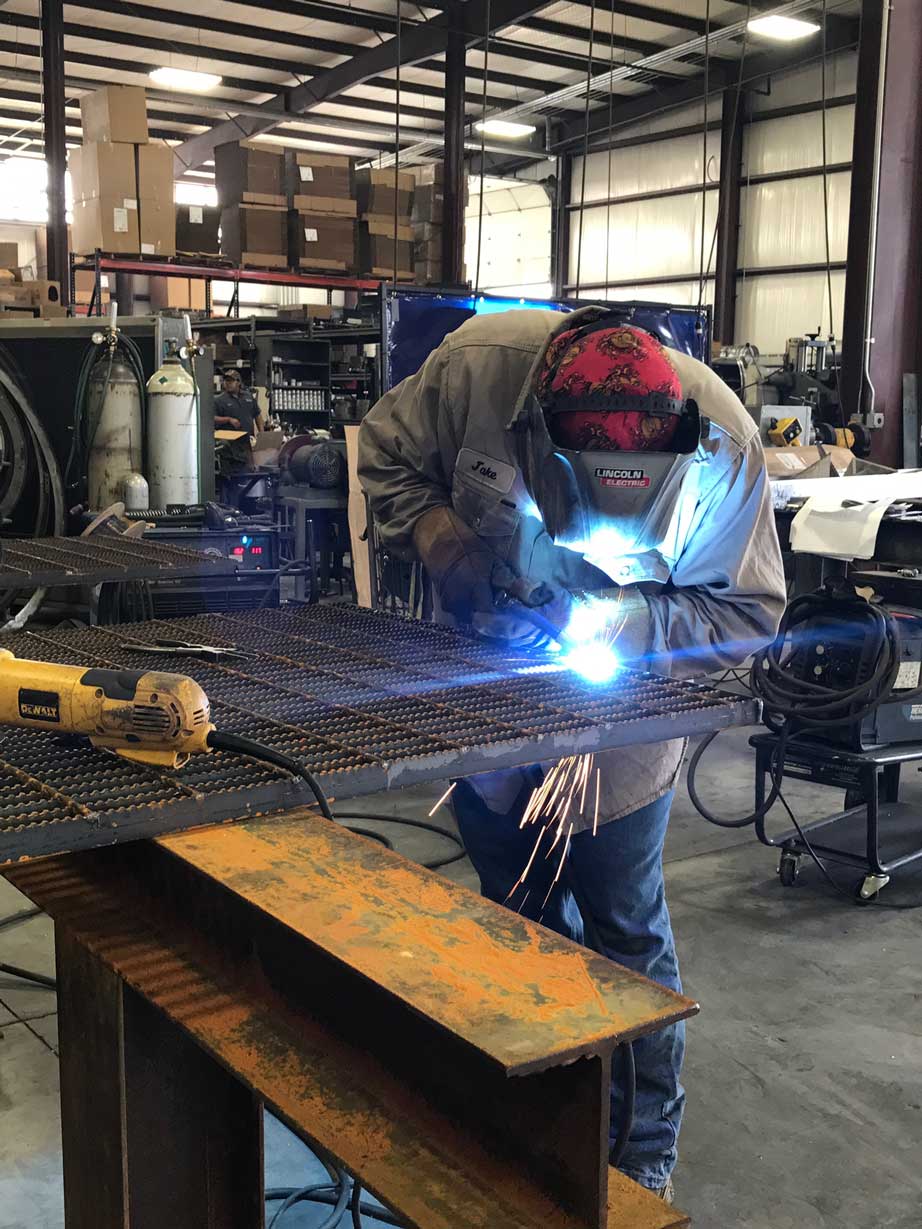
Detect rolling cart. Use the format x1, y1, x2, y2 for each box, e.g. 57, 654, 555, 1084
751, 731, 922, 900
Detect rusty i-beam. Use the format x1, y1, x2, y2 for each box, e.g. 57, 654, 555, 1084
8, 810, 694, 1229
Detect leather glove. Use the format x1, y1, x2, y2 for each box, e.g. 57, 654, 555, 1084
412, 505, 506, 623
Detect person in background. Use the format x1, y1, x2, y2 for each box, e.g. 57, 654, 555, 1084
214, 368, 263, 435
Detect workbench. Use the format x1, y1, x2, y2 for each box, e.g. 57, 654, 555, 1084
8, 810, 694, 1229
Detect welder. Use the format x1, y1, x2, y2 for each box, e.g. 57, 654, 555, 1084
358, 307, 785, 1202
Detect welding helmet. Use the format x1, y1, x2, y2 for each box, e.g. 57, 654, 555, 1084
535, 321, 705, 579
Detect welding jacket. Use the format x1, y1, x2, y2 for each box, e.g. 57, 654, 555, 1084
358, 307, 785, 828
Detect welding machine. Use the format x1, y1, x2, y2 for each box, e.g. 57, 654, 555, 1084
784, 589, 922, 749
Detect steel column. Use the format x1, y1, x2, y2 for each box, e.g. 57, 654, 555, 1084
40, 0, 68, 303
553, 152, 572, 298
839, 0, 888, 428
442, 30, 467, 284
860, 0, 922, 466
713, 85, 744, 345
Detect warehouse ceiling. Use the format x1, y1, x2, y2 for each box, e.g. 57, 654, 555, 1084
0, 0, 860, 183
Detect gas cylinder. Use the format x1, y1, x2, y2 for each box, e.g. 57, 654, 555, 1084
86, 357, 143, 509
122, 471, 149, 511
146, 355, 199, 506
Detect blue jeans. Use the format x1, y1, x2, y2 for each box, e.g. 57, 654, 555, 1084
452, 778, 685, 1191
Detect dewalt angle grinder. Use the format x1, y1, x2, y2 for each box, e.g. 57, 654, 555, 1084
0, 649, 214, 768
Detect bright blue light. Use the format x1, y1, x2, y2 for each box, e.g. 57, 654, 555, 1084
562, 641, 620, 684
242, 535, 250, 545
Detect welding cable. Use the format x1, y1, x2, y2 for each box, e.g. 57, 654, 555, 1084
350, 1179, 364, 1229
265, 1185, 402, 1228
266, 1175, 349, 1229
688, 589, 906, 828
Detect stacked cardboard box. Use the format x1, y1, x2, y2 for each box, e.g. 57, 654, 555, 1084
70, 86, 175, 257
285, 151, 356, 274
355, 168, 415, 279
216, 141, 288, 267
149, 277, 207, 311
411, 163, 466, 285
175, 204, 221, 256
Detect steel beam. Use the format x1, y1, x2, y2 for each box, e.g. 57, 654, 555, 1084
172, 0, 556, 172
552, 152, 572, 298
840, 0, 888, 430
7, 817, 697, 1229
443, 30, 467, 285
714, 85, 744, 345
41, 0, 68, 303
552, 15, 860, 150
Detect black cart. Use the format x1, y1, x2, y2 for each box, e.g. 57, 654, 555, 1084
751, 732, 922, 900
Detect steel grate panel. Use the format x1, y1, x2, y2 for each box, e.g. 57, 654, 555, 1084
0, 606, 760, 863
0, 534, 237, 588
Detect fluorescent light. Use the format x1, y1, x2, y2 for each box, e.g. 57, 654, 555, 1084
474, 118, 536, 139
747, 14, 821, 40
149, 67, 222, 92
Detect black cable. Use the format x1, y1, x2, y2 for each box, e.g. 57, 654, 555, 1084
335, 813, 466, 870
574, 0, 597, 300
351, 1179, 364, 1229
474, 0, 491, 293
206, 730, 335, 821
257, 558, 313, 609
266, 1186, 402, 1227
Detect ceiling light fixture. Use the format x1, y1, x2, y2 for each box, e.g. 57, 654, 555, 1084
149, 67, 223, 92
747, 14, 821, 40
474, 118, 537, 139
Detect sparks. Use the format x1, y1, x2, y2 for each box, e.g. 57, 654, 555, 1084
428, 782, 456, 817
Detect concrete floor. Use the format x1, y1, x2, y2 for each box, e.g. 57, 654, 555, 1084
2, 723, 922, 1228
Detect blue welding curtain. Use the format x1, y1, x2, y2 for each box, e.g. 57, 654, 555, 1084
382, 289, 712, 392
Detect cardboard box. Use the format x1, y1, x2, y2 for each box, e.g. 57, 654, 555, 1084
292, 194, 357, 217
220, 204, 288, 266
73, 269, 110, 305
277, 303, 334, 321
149, 276, 206, 311
17, 280, 62, 307
137, 143, 173, 206
412, 184, 445, 223
285, 150, 352, 202
355, 168, 414, 220
0, 242, 18, 268
359, 216, 413, 279
214, 141, 286, 207
0, 286, 36, 307
69, 141, 136, 204
414, 163, 445, 187
41, 304, 69, 319
138, 198, 176, 257
80, 85, 148, 145
290, 210, 356, 271
175, 203, 221, 254
1, 307, 38, 318
765, 445, 857, 482
72, 196, 140, 254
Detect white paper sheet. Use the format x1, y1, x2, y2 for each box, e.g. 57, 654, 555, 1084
789, 495, 897, 560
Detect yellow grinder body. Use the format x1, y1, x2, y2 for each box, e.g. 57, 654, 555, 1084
0, 649, 214, 767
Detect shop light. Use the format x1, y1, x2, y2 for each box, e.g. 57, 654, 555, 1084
747, 14, 821, 40
150, 67, 222, 92
474, 119, 537, 139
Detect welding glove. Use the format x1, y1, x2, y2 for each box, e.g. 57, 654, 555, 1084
413, 506, 572, 647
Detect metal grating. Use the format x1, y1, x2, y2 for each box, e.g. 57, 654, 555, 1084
0, 605, 759, 863
0, 535, 238, 588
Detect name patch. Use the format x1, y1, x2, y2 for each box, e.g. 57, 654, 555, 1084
457, 448, 516, 494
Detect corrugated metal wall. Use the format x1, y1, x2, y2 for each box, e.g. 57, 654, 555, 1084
466, 173, 553, 298
567, 51, 856, 353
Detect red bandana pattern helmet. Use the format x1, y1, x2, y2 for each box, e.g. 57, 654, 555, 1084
537, 324, 684, 452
